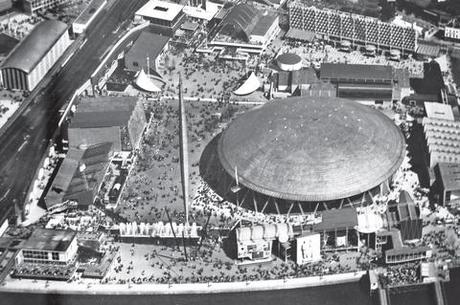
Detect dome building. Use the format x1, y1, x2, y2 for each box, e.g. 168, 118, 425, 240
213, 96, 405, 214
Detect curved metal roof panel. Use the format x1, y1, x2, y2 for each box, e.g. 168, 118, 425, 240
218, 96, 405, 202
220, 3, 258, 38
1, 20, 68, 74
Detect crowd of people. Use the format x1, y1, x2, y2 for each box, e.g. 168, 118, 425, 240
281, 40, 424, 78
191, 180, 321, 227
0, 13, 43, 40
102, 241, 357, 286
13, 263, 76, 281
379, 262, 420, 287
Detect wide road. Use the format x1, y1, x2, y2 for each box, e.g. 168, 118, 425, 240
0, 0, 148, 223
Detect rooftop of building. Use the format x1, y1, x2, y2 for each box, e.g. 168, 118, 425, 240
251, 13, 277, 36
69, 96, 139, 129
182, 1, 221, 21
217, 96, 406, 202
395, 191, 420, 221
21, 228, 77, 252
437, 162, 460, 192
218, 3, 277, 41
125, 30, 170, 65
320, 63, 394, 82
136, 0, 184, 21
45, 142, 113, 208
1, 20, 68, 73
424, 102, 454, 121
0, 33, 18, 56
313, 208, 358, 232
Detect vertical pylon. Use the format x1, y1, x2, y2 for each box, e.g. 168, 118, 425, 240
178, 74, 189, 224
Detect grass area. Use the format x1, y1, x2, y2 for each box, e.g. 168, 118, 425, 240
116, 99, 252, 224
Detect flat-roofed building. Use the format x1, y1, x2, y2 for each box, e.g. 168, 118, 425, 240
434, 163, 460, 205
72, 0, 108, 35
44, 142, 113, 210
68, 96, 147, 152
23, 0, 71, 14
0, 20, 70, 91
124, 31, 170, 73
135, 0, 185, 30
320, 63, 394, 101
272, 68, 318, 95
424, 102, 454, 121
16, 229, 78, 265
377, 229, 431, 264
386, 191, 423, 241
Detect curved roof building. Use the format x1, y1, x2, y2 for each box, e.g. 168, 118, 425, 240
1, 19, 70, 91
218, 3, 258, 41
2, 20, 68, 74
214, 97, 405, 214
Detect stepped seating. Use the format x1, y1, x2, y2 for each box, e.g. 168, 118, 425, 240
288, 5, 416, 51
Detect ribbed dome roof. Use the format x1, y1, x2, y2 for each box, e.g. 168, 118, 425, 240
217, 97, 405, 202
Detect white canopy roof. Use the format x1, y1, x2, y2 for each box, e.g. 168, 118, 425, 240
233, 72, 260, 96
435, 55, 449, 73
135, 69, 161, 92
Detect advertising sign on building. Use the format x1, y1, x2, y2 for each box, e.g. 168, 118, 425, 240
296, 233, 321, 265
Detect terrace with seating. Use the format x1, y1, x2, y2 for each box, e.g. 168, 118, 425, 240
287, 5, 417, 53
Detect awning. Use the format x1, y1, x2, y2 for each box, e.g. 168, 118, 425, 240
135, 69, 161, 92
285, 28, 315, 42
233, 72, 260, 96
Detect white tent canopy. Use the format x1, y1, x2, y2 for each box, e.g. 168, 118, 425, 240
135, 69, 161, 92
233, 72, 260, 96
435, 55, 448, 73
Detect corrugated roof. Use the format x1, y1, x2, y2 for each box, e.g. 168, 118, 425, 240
45, 142, 113, 208
1, 20, 68, 73
218, 96, 406, 202
219, 3, 258, 39
320, 63, 394, 82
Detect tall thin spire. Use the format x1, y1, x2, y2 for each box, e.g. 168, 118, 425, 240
178, 74, 189, 224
